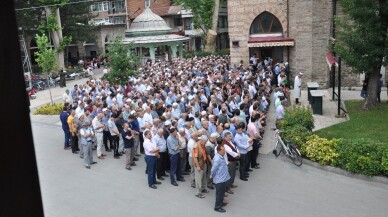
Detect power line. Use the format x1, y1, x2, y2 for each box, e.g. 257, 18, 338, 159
15, 0, 97, 11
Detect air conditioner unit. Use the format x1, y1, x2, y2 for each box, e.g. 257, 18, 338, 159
177, 27, 182, 31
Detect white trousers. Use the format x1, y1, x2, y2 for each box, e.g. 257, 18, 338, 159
95, 132, 104, 157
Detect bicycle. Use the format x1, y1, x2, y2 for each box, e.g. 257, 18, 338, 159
272, 128, 303, 166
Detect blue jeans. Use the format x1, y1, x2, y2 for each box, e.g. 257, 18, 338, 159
145, 155, 157, 186
169, 153, 181, 183
360, 90, 367, 99
63, 128, 70, 148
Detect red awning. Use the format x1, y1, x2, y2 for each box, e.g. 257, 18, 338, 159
326, 52, 338, 68
248, 36, 294, 47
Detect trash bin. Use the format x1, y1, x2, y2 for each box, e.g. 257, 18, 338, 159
310, 90, 324, 115
307, 82, 319, 104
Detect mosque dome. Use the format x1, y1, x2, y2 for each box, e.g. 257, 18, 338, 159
126, 7, 171, 36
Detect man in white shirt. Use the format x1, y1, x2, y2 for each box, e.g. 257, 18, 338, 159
187, 132, 198, 188
143, 106, 153, 125
63, 89, 71, 104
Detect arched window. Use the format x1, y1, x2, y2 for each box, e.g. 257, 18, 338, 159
250, 12, 283, 34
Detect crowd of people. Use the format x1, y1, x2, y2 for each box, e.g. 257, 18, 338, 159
59, 55, 292, 212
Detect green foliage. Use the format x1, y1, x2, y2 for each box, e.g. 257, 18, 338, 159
303, 135, 340, 165
35, 34, 60, 75
335, 139, 388, 177
278, 105, 314, 131
334, 0, 388, 72
57, 36, 72, 52
101, 37, 139, 85
315, 100, 388, 144
214, 49, 230, 56
38, 14, 62, 33
282, 125, 311, 149
33, 103, 63, 115
176, 0, 214, 31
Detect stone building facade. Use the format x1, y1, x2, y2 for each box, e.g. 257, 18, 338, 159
228, 0, 363, 87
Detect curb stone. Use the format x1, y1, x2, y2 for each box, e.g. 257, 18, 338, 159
302, 157, 388, 185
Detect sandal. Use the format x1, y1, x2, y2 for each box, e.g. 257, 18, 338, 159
195, 194, 205, 198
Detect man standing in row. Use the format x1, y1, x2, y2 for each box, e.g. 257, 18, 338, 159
211, 145, 230, 213
192, 135, 209, 199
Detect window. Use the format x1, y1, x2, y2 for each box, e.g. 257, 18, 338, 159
102, 1, 109, 11
250, 12, 283, 34
174, 17, 182, 27
185, 18, 193, 30
218, 16, 228, 28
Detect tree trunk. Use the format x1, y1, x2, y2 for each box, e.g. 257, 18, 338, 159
44, 7, 65, 70
204, 0, 220, 53
363, 68, 380, 109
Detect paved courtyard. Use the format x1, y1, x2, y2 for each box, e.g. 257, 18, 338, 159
30, 71, 388, 217
31, 115, 388, 217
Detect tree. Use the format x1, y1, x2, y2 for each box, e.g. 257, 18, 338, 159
176, 0, 220, 52
35, 33, 60, 104
101, 37, 140, 85
334, 0, 388, 109
15, 0, 96, 68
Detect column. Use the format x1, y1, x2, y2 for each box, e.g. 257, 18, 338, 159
178, 43, 183, 59
170, 44, 177, 60
149, 46, 155, 63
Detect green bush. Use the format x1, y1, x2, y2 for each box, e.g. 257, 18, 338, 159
282, 125, 311, 148
303, 135, 340, 165
214, 49, 230, 56
279, 105, 314, 131
33, 103, 63, 115
335, 139, 388, 176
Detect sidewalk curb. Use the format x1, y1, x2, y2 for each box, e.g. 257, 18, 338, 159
302, 158, 388, 185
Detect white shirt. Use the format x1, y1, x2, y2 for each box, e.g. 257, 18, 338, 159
63, 92, 71, 103
143, 138, 157, 156
187, 138, 196, 157
276, 105, 285, 120
143, 112, 153, 125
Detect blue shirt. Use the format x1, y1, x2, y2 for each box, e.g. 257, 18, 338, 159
130, 118, 140, 132
167, 135, 180, 155
211, 153, 230, 184
229, 124, 236, 137
153, 134, 167, 152
234, 132, 250, 154
60, 112, 69, 130
209, 122, 217, 134
121, 130, 134, 148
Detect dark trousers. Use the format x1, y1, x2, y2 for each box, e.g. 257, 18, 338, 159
377, 91, 381, 103
139, 132, 144, 153
169, 153, 181, 183
70, 133, 79, 152
239, 154, 247, 178
226, 161, 236, 189
111, 135, 119, 156
145, 155, 157, 186
157, 151, 168, 178
245, 151, 251, 172
63, 128, 70, 148
103, 131, 112, 150
251, 139, 259, 167
215, 181, 228, 209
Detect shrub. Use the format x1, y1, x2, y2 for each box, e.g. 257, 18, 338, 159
335, 139, 388, 176
214, 49, 230, 56
282, 125, 311, 149
303, 135, 340, 165
33, 103, 63, 115
278, 105, 314, 131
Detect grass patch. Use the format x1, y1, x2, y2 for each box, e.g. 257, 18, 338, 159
315, 100, 388, 144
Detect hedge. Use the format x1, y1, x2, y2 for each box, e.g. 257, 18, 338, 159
33, 103, 63, 115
